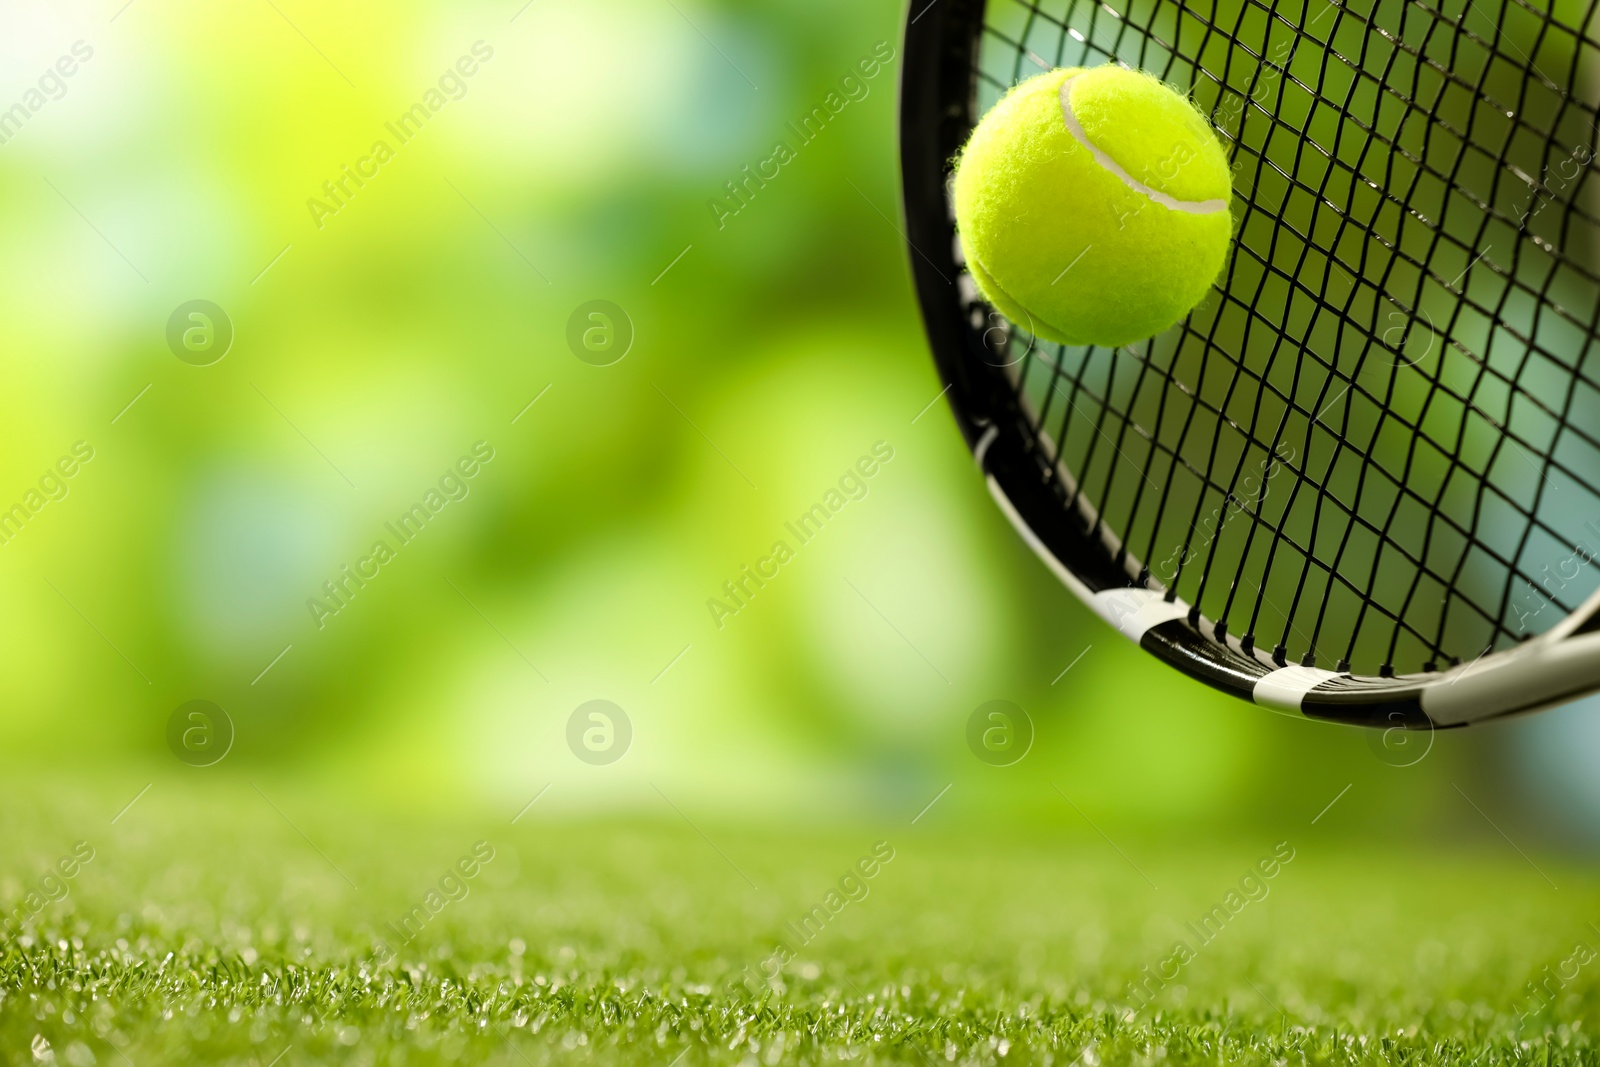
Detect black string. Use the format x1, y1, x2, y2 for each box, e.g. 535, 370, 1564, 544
969, 0, 1600, 673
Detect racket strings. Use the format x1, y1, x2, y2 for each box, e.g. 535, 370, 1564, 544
974, 0, 1600, 674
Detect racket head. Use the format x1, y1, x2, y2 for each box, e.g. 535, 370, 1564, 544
899, 0, 1600, 726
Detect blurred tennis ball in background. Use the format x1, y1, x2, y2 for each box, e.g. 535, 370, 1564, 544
954, 64, 1234, 348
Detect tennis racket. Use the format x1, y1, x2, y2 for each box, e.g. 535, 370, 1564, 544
900, 0, 1600, 726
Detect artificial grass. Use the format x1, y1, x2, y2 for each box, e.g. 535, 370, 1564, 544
1, 778, 1596, 1065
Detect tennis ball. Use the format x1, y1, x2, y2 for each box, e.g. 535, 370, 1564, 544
954, 65, 1233, 348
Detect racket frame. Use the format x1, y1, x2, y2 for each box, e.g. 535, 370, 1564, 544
897, 0, 1600, 727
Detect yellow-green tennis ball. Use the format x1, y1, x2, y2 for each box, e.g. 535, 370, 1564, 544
954, 65, 1233, 348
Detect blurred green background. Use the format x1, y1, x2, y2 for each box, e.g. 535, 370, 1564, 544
0, 0, 1595, 848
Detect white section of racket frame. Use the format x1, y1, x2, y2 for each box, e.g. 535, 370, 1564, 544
982, 450, 1600, 726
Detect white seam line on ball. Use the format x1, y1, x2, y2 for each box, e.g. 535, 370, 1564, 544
1057, 76, 1228, 215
